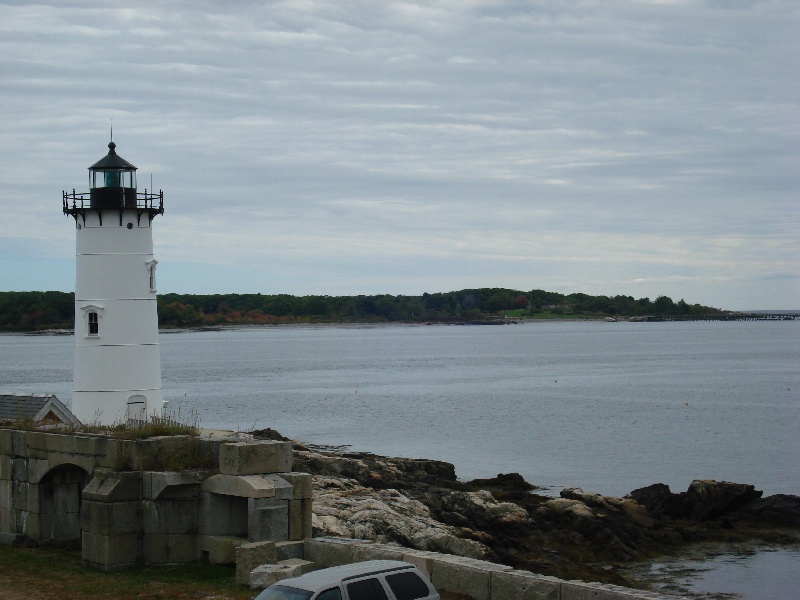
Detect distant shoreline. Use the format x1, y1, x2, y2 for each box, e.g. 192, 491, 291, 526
5, 313, 799, 337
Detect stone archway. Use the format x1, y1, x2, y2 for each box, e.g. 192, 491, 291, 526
38, 464, 91, 543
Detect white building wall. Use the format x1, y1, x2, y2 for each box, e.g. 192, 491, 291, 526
72, 209, 162, 425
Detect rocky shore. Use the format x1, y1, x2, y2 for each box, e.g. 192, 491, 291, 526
253, 429, 800, 588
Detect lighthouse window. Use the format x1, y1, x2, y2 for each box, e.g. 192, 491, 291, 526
93, 170, 135, 188
146, 260, 158, 292
88, 312, 99, 336
104, 170, 121, 187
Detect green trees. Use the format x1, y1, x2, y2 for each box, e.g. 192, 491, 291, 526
0, 291, 74, 331
0, 288, 725, 331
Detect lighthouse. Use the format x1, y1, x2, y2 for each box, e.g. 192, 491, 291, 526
63, 140, 164, 425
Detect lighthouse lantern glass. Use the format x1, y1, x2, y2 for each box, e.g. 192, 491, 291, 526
91, 169, 136, 189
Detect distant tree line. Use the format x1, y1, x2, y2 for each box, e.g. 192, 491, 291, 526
0, 289, 723, 331
0, 291, 75, 332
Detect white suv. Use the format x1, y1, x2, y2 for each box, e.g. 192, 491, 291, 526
255, 560, 440, 600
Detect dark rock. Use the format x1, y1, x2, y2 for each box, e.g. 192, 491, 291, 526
292, 447, 467, 491
627, 483, 678, 515
466, 472, 537, 502
252, 429, 799, 587
742, 494, 800, 526
686, 480, 762, 520
628, 480, 763, 521
468, 472, 535, 492
251, 428, 290, 441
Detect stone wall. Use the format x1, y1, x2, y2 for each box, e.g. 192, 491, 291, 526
3, 428, 686, 598
300, 537, 686, 600
0, 428, 312, 570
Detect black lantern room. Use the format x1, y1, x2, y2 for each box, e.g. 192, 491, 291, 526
88, 141, 138, 208
63, 141, 163, 223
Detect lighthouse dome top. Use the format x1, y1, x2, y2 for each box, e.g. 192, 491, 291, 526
89, 141, 137, 171
63, 139, 163, 217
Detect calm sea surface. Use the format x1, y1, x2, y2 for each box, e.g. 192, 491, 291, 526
1, 320, 798, 598
1, 320, 798, 496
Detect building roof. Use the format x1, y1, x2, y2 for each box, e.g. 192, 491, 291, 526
0, 393, 81, 425
89, 141, 137, 171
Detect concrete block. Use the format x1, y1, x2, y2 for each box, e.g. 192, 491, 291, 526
143, 532, 200, 564
143, 470, 204, 500
276, 472, 313, 499
199, 534, 247, 564
83, 472, 141, 503
251, 496, 278, 509
402, 549, 441, 578
81, 500, 106, 533
276, 540, 305, 561
11, 481, 29, 511
236, 541, 278, 585
25, 482, 41, 513
12, 459, 27, 482
280, 557, 316, 575
27, 458, 51, 484
0, 455, 11, 481
219, 441, 292, 476
45, 433, 77, 455
142, 498, 198, 534
288, 499, 302, 541
430, 555, 514, 600
81, 500, 141, 535
106, 533, 143, 568
82, 530, 95, 562
201, 473, 277, 498
85, 532, 142, 570
249, 563, 302, 589
491, 570, 562, 600
0, 429, 12, 456
248, 501, 289, 542
0, 480, 10, 509
138, 436, 196, 470
25, 431, 49, 451
304, 537, 366, 567
198, 492, 248, 536
11, 431, 27, 456
73, 435, 100, 456
14, 507, 27, 535
23, 511, 41, 539
288, 498, 313, 541
560, 581, 654, 600
25, 447, 48, 461
261, 474, 295, 501
95, 439, 138, 470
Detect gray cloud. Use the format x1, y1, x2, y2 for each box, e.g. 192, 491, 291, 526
0, 0, 797, 309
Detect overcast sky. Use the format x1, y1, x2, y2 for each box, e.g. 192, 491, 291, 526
1, 1, 797, 310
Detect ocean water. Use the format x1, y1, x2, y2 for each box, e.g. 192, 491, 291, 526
2, 320, 798, 496
1, 320, 798, 598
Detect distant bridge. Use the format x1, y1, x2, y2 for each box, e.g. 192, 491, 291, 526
642, 313, 798, 322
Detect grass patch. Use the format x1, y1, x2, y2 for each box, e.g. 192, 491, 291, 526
2, 410, 200, 440
0, 544, 253, 600
96, 414, 199, 439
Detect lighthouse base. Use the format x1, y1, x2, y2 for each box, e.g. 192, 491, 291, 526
72, 389, 164, 426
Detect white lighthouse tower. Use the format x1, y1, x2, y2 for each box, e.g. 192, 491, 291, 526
63, 140, 164, 425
